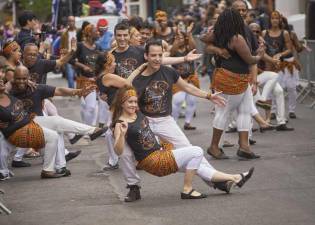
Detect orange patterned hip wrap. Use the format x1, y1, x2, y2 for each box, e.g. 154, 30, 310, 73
278, 60, 301, 75
76, 76, 98, 97
8, 121, 45, 150
173, 73, 200, 94
136, 149, 178, 177
212, 68, 249, 95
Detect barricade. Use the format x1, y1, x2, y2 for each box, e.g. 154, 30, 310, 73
297, 40, 315, 108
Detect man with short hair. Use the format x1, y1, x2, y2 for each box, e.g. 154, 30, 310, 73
15, 11, 38, 50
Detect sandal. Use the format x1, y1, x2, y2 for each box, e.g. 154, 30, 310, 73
24, 149, 40, 158
181, 189, 207, 199
236, 167, 255, 188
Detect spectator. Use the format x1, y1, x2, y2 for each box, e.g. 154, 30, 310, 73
96, 19, 113, 51
15, 11, 38, 50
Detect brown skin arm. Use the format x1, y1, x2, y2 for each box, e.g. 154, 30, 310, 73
102, 73, 129, 88
230, 35, 261, 65
291, 31, 304, 53
54, 87, 81, 96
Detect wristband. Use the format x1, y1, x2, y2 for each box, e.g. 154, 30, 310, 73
206, 92, 212, 100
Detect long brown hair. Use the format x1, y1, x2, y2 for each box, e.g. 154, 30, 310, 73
110, 85, 137, 127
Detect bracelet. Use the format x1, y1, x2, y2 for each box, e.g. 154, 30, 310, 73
206, 92, 212, 100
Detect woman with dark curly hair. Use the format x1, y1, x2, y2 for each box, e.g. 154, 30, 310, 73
208, 8, 264, 160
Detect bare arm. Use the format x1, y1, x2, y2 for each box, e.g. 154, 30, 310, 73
126, 63, 147, 84
103, 74, 129, 88
231, 35, 261, 65
162, 49, 202, 65
176, 77, 226, 107
113, 122, 128, 156
54, 87, 81, 96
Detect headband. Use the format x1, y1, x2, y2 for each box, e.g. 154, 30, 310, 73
122, 89, 137, 103
3, 41, 20, 55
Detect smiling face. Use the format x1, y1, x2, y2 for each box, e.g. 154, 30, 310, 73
13, 67, 29, 91
145, 45, 163, 71
122, 95, 138, 115
270, 12, 281, 28
23, 45, 38, 67
115, 29, 130, 50
233, 1, 247, 20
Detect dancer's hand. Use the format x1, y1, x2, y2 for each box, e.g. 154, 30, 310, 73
217, 48, 230, 59
100, 93, 108, 102
185, 49, 202, 61
116, 121, 128, 135
27, 80, 37, 92
208, 92, 226, 107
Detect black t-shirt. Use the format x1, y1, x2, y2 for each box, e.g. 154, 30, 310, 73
11, 84, 56, 116
72, 42, 101, 78
172, 51, 194, 79
28, 58, 57, 84
96, 74, 118, 106
132, 65, 180, 117
126, 112, 161, 161
112, 46, 145, 79
0, 94, 31, 138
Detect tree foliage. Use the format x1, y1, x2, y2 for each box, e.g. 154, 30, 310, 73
18, 0, 52, 21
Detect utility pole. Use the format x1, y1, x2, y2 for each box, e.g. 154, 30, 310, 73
12, 0, 17, 26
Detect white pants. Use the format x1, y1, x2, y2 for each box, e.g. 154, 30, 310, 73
278, 58, 299, 113
256, 71, 279, 101
213, 86, 252, 132
146, 116, 191, 148
41, 127, 59, 171
172, 91, 197, 124
173, 146, 217, 182
119, 115, 191, 186
98, 99, 110, 125
0, 133, 13, 176
80, 91, 98, 126
33, 116, 95, 135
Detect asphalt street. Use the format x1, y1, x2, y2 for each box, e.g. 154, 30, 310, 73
1, 75, 315, 225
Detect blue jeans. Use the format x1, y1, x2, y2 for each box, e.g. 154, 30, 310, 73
66, 63, 75, 88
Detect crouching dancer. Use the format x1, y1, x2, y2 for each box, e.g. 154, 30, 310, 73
112, 86, 254, 200
0, 75, 107, 178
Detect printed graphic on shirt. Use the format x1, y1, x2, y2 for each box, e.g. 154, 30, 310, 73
116, 58, 138, 78
137, 117, 156, 150
143, 80, 169, 114
12, 100, 27, 123
20, 98, 34, 113
85, 53, 98, 70
29, 72, 40, 83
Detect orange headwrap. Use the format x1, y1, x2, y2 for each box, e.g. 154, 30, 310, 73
155, 10, 168, 22
3, 41, 20, 56
122, 89, 137, 103
105, 52, 115, 69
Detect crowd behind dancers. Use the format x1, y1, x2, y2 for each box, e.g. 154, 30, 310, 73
0, 0, 310, 203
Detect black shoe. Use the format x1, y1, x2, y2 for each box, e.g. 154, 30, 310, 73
181, 189, 207, 199
260, 126, 275, 133
270, 113, 276, 120
65, 150, 82, 162
222, 141, 234, 148
103, 163, 119, 171
237, 149, 260, 159
289, 112, 297, 119
56, 167, 71, 177
12, 160, 31, 168
0, 173, 10, 181
252, 128, 258, 133
124, 185, 141, 202
249, 139, 256, 145
213, 181, 234, 194
236, 167, 255, 188
276, 124, 294, 131
225, 127, 237, 133
41, 171, 65, 179
256, 100, 272, 110
69, 135, 83, 145
90, 127, 108, 141
207, 147, 229, 159
184, 123, 196, 130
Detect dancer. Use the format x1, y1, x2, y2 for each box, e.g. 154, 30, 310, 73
206, 8, 264, 159
262, 11, 298, 119
112, 86, 254, 200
